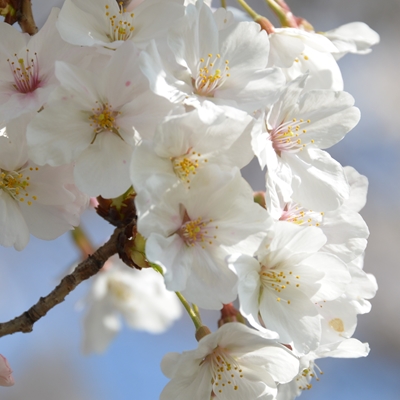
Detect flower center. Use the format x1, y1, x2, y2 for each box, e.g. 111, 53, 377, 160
259, 265, 301, 305
0, 166, 39, 206
104, 3, 135, 42
268, 117, 313, 156
205, 346, 243, 395
296, 361, 323, 391
89, 102, 122, 144
107, 278, 133, 303
279, 202, 324, 227
8, 49, 41, 93
171, 149, 208, 185
193, 53, 230, 97
178, 210, 217, 248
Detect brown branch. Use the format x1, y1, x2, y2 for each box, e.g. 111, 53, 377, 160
0, 226, 124, 338
17, 0, 38, 35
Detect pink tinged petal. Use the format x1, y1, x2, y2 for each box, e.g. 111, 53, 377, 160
0, 354, 14, 387
54, 61, 99, 104
74, 132, 133, 198
103, 41, 143, 107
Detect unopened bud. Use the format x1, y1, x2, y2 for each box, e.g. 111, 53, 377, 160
218, 303, 246, 328
254, 191, 266, 209
0, 0, 17, 25
118, 225, 150, 270
96, 187, 136, 227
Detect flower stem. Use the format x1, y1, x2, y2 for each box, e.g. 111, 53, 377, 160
236, 0, 258, 19
71, 225, 94, 260
175, 292, 203, 330
221, 0, 227, 8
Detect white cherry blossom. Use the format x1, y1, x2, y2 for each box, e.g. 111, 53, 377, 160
253, 74, 360, 211
161, 322, 299, 400
231, 222, 351, 354
140, 0, 284, 112
82, 259, 182, 354
27, 41, 174, 198
130, 103, 254, 193
268, 27, 343, 91
57, 0, 185, 51
137, 166, 270, 309
277, 338, 369, 400
266, 166, 369, 263
0, 116, 88, 251
0, 8, 88, 122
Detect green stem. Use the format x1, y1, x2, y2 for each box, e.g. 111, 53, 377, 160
151, 263, 203, 330
192, 303, 202, 323
236, 0, 259, 20
265, 0, 288, 26
175, 292, 203, 330
221, 0, 227, 8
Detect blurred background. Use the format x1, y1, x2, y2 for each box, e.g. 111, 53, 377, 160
0, 0, 399, 399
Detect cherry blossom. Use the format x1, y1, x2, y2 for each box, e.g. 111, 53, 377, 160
138, 166, 270, 309
252, 74, 360, 211
82, 258, 182, 354
0, 8, 89, 122
27, 41, 174, 198
0, 354, 14, 387
231, 222, 351, 354
0, 116, 88, 250
57, 0, 185, 51
140, 0, 284, 111
161, 323, 299, 400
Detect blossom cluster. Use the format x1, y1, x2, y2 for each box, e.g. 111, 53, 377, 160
0, 0, 379, 397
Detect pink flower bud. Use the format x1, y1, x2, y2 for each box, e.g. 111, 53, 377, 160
0, 354, 14, 387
